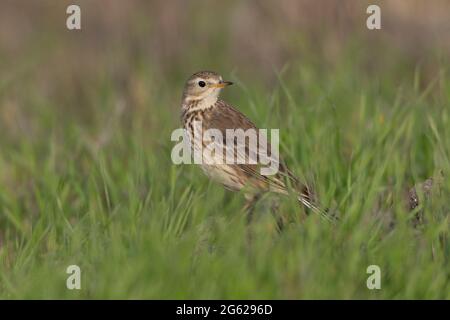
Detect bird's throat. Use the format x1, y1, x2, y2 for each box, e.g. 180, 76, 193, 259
184, 95, 218, 112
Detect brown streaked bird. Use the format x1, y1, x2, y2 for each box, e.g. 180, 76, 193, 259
180, 70, 331, 222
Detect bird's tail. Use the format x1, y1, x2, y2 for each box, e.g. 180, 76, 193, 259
298, 193, 338, 223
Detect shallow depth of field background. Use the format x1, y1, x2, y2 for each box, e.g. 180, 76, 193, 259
0, 0, 449, 298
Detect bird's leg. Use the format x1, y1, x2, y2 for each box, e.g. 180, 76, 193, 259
243, 193, 261, 226
243, 193, 261, 252
270, 198, 285, 233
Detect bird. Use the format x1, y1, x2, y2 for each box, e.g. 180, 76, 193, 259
180, 70, 332, 224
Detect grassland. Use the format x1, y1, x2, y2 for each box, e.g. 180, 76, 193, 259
0, 1, 449, 299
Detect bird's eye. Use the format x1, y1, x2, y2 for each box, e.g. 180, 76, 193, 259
198, 81, 206, 87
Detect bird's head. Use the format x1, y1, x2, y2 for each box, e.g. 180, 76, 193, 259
182, 71, 233, 103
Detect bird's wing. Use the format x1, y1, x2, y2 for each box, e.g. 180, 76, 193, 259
203, 100, 298, 193
204, 100, 333, 222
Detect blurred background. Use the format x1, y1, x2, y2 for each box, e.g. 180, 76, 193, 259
0, 1, 449, 298
1, 0, 449, 144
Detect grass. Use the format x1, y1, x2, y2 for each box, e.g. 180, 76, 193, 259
0, 42, 449, 299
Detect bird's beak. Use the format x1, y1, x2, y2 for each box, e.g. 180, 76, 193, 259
210, 81, 233, 88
